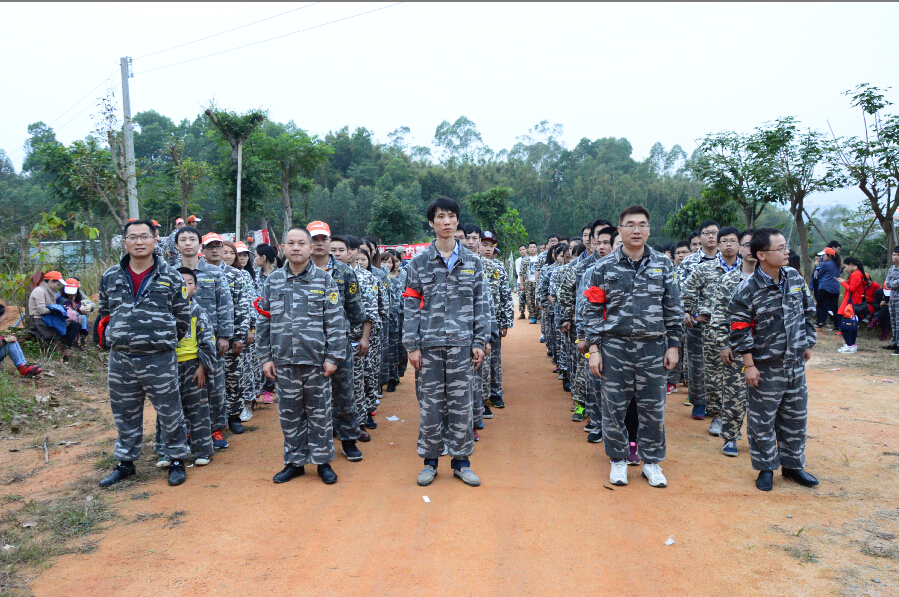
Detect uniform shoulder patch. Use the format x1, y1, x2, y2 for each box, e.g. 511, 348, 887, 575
222, 279, 229, 288
493, 270, 500, 279
182, 286, 188, 299
328, 291, 339, 305
349, 282, 358, 294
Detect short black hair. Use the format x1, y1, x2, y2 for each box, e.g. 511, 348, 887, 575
344, 235, 361, 250
527, 240, 538, 247
581, 224, 592, 235
596, 226, 617, 239
463, 223, 482, 236
174, 226, 201, 244
618, 205, 650, 224
547, 234, 560, 242
427, 196, 460, 222
572, 244, 586, 258
518, 244, 527, 249
827, 240, 841, 249
892, 246, 899, 254
177, 267, 197, 284
330, 235, 349, 250
123, 219, 157, 237
698, 219, 720, 233
749, 227, 783, 260
717, 226, 740, 241
675, 240, 690, 250
285, 226, 312, 241
591, 219, 612, 239
739, 229, 754, 243
688, 230, 701, 243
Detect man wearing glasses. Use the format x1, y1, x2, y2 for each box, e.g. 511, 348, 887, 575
727, 228, 818, 492
677, 220, 721, 421
583, 206, 683, 488
681, 226, 742, 438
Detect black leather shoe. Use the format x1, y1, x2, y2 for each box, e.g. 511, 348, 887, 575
365, 415, 377, 429
318, 464, 338, 484
228, 417, 245, 434
756, 470, 773, 491
386, 381, 397, 393
273, 464, 305, 483
782, 468, 819, 487
341, 440, 363, 462
168, 460, 186, 486
99, 461, 136, 488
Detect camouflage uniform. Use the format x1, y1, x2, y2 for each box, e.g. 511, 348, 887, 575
728, 267, 816, 471
550, 263, 569, 375
561, 251, 598, 412
524, 255, 541, 320
353, 265, 381, 424
583, 246, 683, 464
682, 255, 741, 418
370, 266, 390, 397
165, 232, 181, 267
385, 269, 406, 383
474, 271, 499, 427
220, 263, 251, 425
256, 261, 346, 466
678, 251, 718, 408
403, 241, 489, 467
192, 259, 235, 432
709, 267, 752, 442
322, 256, 364, 441
482, 257, 513, 402
100, 254, 191, 462
235, 269, 259, 406
885, 265, 899, 345
538, 262, 558, 361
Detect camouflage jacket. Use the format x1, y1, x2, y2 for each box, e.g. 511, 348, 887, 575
185, 300, 217, 373
482, 257, 514, 330
192, 258, 235, 340
582, 246, 683, 348
728, 266, 816, 364
708, 267, 752, 350
683, 256, 742, 317
387, 269, 406, 324
256, 261, 347, 366
537, 263, 557, 309
236, 268, 256, 328
884, 265, 899, 291
676, 250, 718, 291
99, 254, 190, 354
370, 266, 391, 326
322, 256, 365, 337
354, 266, 381, 332
533, 250, 549, 284
165, 232, 181, 267
402, 240, 490, 352
481, 269, 499, 345
560, 251, 597, 336
219, 263, 251, 340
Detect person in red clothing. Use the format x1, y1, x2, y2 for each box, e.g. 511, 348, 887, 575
837, 257, 871, 329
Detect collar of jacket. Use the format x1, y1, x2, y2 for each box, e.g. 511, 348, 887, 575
754, 265, 787, 288
119, 252, 161, 276
612, 244, 652, 263
425, 240, 465, 268
282, 260, 315, 280
194, 257, 221, 272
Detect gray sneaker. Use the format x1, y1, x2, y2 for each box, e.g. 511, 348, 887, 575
708, 417, 723, 437
417, 465, 437, 486
453, 467, 481, 487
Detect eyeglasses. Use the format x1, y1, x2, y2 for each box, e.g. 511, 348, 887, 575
719, 239, 739, 245
125, 234, 153, 242
620, 224, 650, 231
700, 231, 718, 237
739, 242, 751, 248
760, 246, 789, 253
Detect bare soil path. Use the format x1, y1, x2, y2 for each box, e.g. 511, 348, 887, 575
6, 322, 899, 596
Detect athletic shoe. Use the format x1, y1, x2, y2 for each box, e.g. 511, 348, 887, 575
453, 467, 481, 487
194, 456, 211, 466
240, 404, 253, 422
483, 405, 494, 419
168, 460, 186, 486
341, 440, 363, 462
489, 398, 505, 409
473, 430, 480, 442
211, 430, 229, 449
155, 458, 171, 469
667, 383, 678, 393
721, 441, 738, 457
708, 417, 723, 436
557, 373, 564, 380
609, 460, 628, 486
846, 344, 857, 354
260, 391, 275, 404
386, 381, 396, 392
584, 421, 598, 433
641, 463, 667, 488
883, 344, 898, 350
553, 367, 559, 373
562, 380, 572, 393
17, 364, 42, 378
587, 429, 603, 443
417, 465, 437, 486
691, 404, 706, 420
530, 318, 537, 324
683, 398, 692, 406
627, 442, 640, 466
540, 335, 546, 343
834, 330, 843, 336
365, 415, 377, 429
892, 348, 899, 356
474, 420, 484, 430
571, 405, 585, 422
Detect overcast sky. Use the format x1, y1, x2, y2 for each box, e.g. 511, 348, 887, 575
3, 2, 897, 209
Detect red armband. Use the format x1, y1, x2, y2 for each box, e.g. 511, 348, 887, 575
253, 297, 271, 319
583, 286, 606, 304
97, 315, 110, 345
402, 287, 424, 310
730, 321, 755, 331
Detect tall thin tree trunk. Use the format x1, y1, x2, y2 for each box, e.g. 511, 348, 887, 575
280, 167, 292, 236
793, 206, 812, 283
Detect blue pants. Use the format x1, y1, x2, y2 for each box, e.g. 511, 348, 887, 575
0, 342, 26, 367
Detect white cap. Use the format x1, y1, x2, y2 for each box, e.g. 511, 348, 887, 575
63, 286, 77, 294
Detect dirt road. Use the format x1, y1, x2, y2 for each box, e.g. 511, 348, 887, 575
13, 321, 899, 596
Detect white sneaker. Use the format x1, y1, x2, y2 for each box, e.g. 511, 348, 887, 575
609, 460, 628, 486
155, 458, 170, 468
240, 404, 253, 422
847, 344, 857, 353
194, 456, 211, 466
642, 463, 668, 488
837, 345, 849, 353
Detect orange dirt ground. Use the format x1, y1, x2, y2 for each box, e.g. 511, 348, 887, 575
3, 318, 899, 596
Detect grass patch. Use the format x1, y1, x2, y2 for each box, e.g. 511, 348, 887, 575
44, 496, 111, 538
0, 374, 32, 424
781, 544, 819, 564
165, 510, 187, 528
129, 492, 152, 501
130, 512, 163, 524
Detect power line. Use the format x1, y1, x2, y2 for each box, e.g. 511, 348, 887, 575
135, 3, 321, 60
134, 2, 404, 75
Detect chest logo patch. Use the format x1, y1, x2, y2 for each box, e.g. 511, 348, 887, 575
493, 270, 500, 279
349, 283, 358, 294
328, 292, 339, 305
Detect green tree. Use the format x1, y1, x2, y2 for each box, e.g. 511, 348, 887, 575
663, 189, 741, 240
366, 185, 424, 243
468, 186, 513, 231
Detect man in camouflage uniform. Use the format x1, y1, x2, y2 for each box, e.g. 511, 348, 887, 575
677, 220, 720, 419
480, 232, 514, 408
309, 224, 366, 461
583, 206, 683, 488
728, 227, 818, 492
201, 234, 252, 437
524, 241, 541, 323
257, 226, 346, 485
165, 217, 185, 266
98, 220, 191, 488
516, 245, 527, 319
405, 198, 489, 488
682, 226, 742, 437
175, 227, 234, 450
349, 239, 381, 433
361, 242, 390, 419
709, 229, 755, 457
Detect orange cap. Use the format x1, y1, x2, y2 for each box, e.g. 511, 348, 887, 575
202, 233, 224, 246
306, 221, 331, 237
43, 271, 63, 281
823, 247, 836, 256
187, 215, 201, 223
234, 242, 250, 253
175, 217, 185, 225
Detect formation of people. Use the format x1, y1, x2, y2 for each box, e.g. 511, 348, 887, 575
14, 200, 898, 493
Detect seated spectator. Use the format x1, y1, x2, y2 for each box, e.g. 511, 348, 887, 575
0, 303, 43, 377
57, 277, 95, 350
870, 286, 891, 342
27, 270, 79, 360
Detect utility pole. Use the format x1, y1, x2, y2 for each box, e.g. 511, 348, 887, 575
120, 57, 139, 219
235, 142, 243, 240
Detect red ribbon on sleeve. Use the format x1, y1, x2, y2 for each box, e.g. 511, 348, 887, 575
402, 287, 424, 310
253, 297, 271, 319
583, 286, 606, 304
97, 315, 110, 345
730, 321, 755, 331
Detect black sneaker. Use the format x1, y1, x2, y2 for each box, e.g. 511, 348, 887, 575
490, 398, 505, 409
882, 344, 898, 350
587, 429, 603, 443
483, 405, 494, 419
318, 464, 338, 484
365, 414, 377, 429
341, 440, 363, 462
893, 348, 899, 356
228, 416, 245, 434
584, 422, 598, 433
386, 381, 397, 392
168, 460, 186, 486
99, 461, 136, 488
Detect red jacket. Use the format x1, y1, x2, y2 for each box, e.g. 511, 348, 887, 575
838, 270, 879, 316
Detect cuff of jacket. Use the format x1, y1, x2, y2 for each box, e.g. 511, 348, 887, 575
667, 337, 682, 349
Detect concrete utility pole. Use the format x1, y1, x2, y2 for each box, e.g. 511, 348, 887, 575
235, 142, 243, 240
120, 57, 139, 220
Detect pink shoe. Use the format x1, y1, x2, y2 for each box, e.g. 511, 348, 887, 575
474, 430, 480, 442
261, 391, 274, 404
627, 442, 640, 466
666, 383, 677, 394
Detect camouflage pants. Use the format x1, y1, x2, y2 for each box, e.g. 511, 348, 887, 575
154, 358, 214, 458
720, 353, 747, 442
746, 360, 807, 471
479, 339, 493, 412
415, 346, 475, 459
701, 326, 723, 417
379, 325, 389, 387
685, 324, 706, 406
472, 362, 485, 427
224, 350, 245, 419
363, 327, 383, 415
518, 288, 527, 316
544, 310, 556, 362
353, 344, 366, 426
108, 349, 189, 462
209, 354, 227, 432
386, 322, 401, 382
524, 281, 538, 320
275, 363, 334, 466
572, 345, 587, 407
586, 364, 601, 422
600, 336, 667, 464
488, 334, 503, 401
241, 344, 260, 403
891, 297, 899, 345
558, 321, 571, 373
331, 339, 360, 441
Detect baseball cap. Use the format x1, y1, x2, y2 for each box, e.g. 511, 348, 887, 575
63, 278, 80, 294
823, 247, 836, 256
307, 221, 331, 237
816, 250, 825, 257
175, 217, 185, 225
43, 271, 63, 281
202, 232, 224, 246
480, 231, 498, 244
187, 215, 201, 223
234, 241, 250, 253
